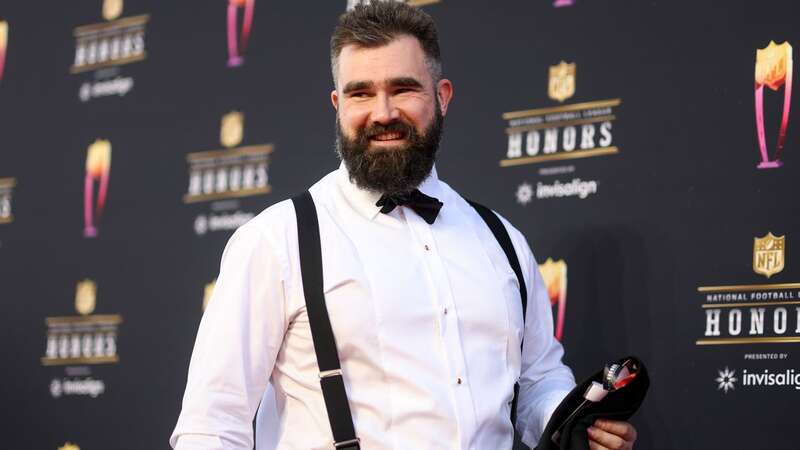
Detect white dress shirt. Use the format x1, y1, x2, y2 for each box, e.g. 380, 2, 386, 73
171, 163, 575, 450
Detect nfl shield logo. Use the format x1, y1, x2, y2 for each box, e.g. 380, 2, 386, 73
753, 232, 785, 278
221, 111, 244, 149
75, 279, 97, 316
102, 0, 124, 21
548, 61, 576, 103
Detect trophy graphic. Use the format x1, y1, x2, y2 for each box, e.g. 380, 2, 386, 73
227, 0, 255, 67
539, 258, 568, 341
553, 0, 575, 7
0, 20, 8, 83
755, 41, 793, 169
84, 139, 112, 237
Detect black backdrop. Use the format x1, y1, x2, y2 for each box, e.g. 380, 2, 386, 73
1, 1, 799, 449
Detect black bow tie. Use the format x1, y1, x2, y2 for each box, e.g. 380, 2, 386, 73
376, 189, 443, 225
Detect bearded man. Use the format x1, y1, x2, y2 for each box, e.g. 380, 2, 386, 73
171, 2, 637, 449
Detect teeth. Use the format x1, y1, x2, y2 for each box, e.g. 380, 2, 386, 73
372, 132, 403, 141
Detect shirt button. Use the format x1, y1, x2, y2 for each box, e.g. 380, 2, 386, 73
443, 307, 448, 315
424, 244, 430, 251
456, 377, 463, 385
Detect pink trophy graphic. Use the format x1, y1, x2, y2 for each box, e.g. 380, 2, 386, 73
84, 140, 112, 238
553, 0, 575, 7
755, 41, 793, 169
227, 0, 255, 67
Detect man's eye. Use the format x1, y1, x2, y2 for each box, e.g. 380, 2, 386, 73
351, 92, 370, 98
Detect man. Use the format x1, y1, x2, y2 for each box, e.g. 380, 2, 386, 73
171, 2, 637, 449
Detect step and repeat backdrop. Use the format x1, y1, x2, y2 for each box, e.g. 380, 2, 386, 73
1, 0, 798, 449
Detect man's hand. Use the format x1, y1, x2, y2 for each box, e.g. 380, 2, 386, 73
587, 418, 637, 450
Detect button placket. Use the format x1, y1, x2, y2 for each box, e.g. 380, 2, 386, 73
406, 210, 477, 445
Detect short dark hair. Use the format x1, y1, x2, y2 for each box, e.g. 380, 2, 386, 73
330, 1, 443, 87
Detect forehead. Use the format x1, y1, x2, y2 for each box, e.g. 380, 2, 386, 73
336, 34, 431, 87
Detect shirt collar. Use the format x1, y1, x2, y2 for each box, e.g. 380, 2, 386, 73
336, 161, 443, 221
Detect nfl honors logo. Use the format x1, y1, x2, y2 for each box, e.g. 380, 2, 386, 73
185, 111, 273, 235
697, 232, 798, 346
753, 232, 785, 278
548, 61, 575, 103
500, 59, 620, 168
42, 279, 122, 366
71, 0, 149, 74
184, 111, 273, 204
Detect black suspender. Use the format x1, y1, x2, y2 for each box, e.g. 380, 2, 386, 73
292, 191, 361, 450
466, 200, 528, 316
291, 192, 527, 449
467, 199, 528, 447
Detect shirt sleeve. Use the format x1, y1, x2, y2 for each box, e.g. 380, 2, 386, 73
170, 222, 288, 450
501, 221, 576, 448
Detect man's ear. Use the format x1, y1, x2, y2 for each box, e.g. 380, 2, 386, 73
330, 89, 339, 112
436, 78, 453, 116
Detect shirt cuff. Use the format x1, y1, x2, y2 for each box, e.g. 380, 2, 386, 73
521, 388, 572, 448
173, 434, 226, 450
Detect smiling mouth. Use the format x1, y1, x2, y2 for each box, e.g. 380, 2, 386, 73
370, 131, 406, 142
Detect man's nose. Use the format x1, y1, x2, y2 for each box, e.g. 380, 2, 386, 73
370, 93, 400, 125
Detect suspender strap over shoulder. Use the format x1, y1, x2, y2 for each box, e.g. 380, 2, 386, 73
467, 200, 528, 317
292, 191, 360, 450
467, 199, 528, 438
291, 191, 528, 449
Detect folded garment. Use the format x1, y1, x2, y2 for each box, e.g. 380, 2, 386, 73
535, 356, 649, 450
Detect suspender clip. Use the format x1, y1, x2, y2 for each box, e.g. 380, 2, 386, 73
333, 437, 360, 449
319, 368, 343, 379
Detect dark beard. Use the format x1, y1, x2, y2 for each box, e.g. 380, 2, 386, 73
336, 107, 443, 195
